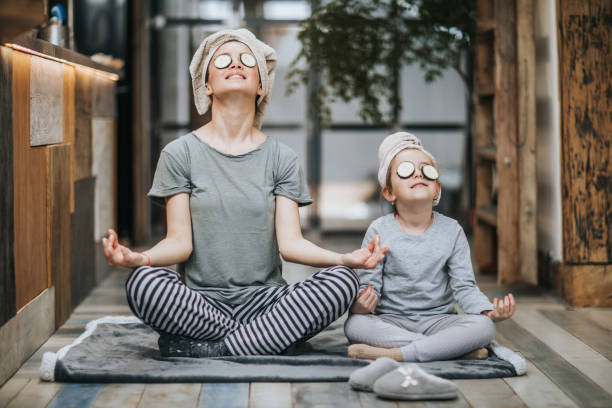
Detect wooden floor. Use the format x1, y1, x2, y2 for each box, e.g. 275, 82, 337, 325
1, 235, 611, 408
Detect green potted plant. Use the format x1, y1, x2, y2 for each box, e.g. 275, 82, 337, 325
287, 0, 476, 128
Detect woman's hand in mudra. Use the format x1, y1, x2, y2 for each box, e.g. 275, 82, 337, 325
341, 235, 389, 269
102, 229, 148, 268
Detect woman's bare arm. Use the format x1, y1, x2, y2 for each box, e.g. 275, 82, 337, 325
102, 193, 193, 267
275, 195, 387, 268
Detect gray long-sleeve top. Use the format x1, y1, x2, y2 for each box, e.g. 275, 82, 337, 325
357, 212, 494, 319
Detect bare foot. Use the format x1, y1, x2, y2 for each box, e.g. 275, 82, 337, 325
348, 344, 403, 361
458, 347, 488, 360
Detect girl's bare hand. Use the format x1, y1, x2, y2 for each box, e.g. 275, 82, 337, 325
351, 284, 378, 314
101, 229, 148, 268
341, 235, 389, 270
484, 293, 516, 322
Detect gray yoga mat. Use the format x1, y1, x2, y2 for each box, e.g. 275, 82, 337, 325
40, 316, 525, 383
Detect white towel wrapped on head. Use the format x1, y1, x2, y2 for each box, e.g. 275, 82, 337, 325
377, 132, 441, 206
189, 28, 277, 129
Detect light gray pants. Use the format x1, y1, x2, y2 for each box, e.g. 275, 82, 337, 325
344, 313, 495, 362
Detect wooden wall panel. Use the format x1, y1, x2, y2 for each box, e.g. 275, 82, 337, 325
63, 65, 75, 213
70, 177, 96, 309
47, 144, 71, 328
12, 51, 48, 310
495, 0, 519, 284
75, 68, 93, 115
92, 118, 116, 285
558, 0, 611, 264
74, 114, 92, 181
29, 55, 63, 146
92, 76, 116, 118
92, 118, 116, 241
0, 46, 16, 326
74, 68, 92, 181
516, 0, 537, 285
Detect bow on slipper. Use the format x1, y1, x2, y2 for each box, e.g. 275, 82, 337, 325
398, 367, 419, 387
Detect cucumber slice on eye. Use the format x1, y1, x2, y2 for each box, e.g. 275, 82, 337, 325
422, 164, 439, 180
240, 53, 256, 67
213, 54, 231, 69
397, 161, 415, 178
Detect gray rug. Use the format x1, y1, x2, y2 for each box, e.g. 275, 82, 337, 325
40, 316, 526, 383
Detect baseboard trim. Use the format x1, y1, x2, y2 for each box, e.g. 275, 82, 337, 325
0, 287, 55, 386
551, 263, 612, 307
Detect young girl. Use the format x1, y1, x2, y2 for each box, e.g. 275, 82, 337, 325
344, 132, 515, 362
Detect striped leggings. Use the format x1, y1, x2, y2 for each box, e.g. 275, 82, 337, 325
126, 265, 359, 356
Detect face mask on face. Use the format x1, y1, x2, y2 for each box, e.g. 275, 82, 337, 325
213, 52, 257, 69
396, 161, 439, 181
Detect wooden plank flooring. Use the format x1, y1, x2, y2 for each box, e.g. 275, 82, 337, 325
511, 310, 612, 393
0, 378, 28, 407
90, 384, 144, 408
200, 383, 249, 407
540, 310, 612, 360
292, 382, 361, 408
424, 396, 471, 408
249, 383, 293, 408
1, 237, 611, 408
47, 384, 104, 408
454, 379, 526, 408
503, 361, 579, 408
139, 383, 201, 408
497, 320, 611, 408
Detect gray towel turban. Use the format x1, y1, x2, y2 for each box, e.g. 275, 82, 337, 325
189, 28, 277, 129
377, 132, 441, 206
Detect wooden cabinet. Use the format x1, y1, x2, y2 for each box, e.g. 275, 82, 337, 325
0, 0, 45, 44
0, 38, 119, 386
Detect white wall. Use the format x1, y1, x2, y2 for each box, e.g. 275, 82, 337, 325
535, 0, 563, 262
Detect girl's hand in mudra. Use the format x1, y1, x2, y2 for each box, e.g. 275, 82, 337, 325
341, 235, 389, 269
483, 293, 516, 322
102, 229, 148, 268
351, 284, 378, 314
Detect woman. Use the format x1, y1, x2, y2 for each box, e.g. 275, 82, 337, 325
102, 29, 388, 357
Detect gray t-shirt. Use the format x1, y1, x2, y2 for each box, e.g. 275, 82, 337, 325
357, 212, 493, 319
149, 133, 312, 305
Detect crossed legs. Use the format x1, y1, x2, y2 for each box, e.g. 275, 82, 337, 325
126, 265, 359, 356
344, 313, 495, 362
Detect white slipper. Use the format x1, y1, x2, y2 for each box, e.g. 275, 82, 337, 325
373, 365, 458, 400
349, 357, 400, 392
